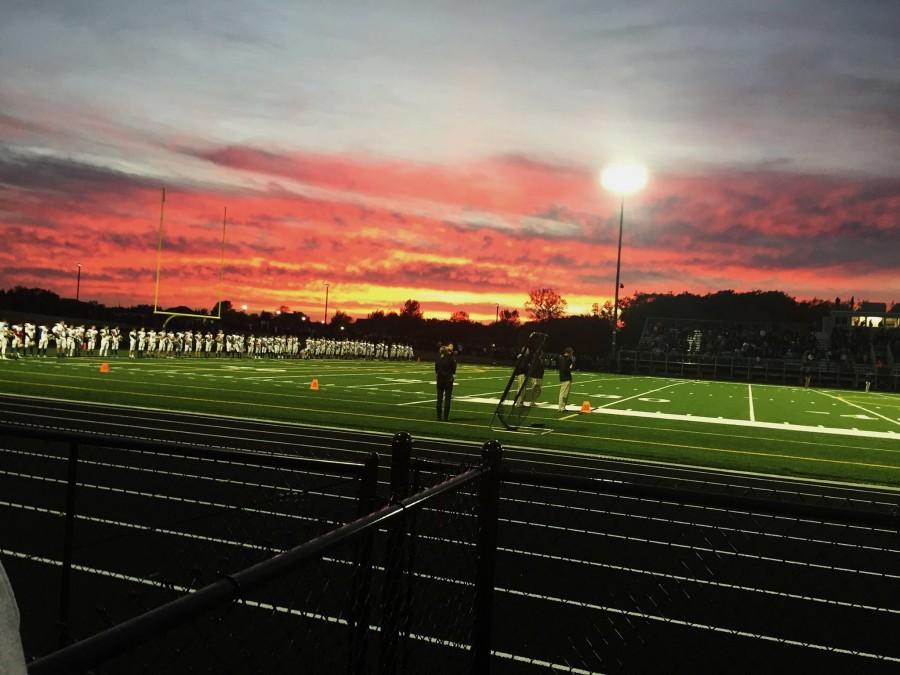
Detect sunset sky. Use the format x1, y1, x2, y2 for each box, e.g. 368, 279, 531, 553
1, 1, 898, 322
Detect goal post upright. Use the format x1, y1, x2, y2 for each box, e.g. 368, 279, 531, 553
152, 188, 228, 325
153, 187, 166, 312
217, 206, 227, 319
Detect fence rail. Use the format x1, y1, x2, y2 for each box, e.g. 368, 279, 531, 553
4, 422, 900, 673
1, 422, 379, 656
618, 349, 900, 391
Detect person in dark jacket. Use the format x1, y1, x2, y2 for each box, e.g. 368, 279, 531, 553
557, 347, 575, 411
435, 345, 457, 421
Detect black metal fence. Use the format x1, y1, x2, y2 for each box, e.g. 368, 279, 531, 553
4, 424, 900, 673
5, 427, 502, 674
491, 467, 900, 672
0, 423, 378, 657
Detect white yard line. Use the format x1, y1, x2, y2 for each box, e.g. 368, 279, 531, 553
455, 389, 507, 400
397, 396, 438, 406
595, 380, 690, 409
812, 389, 900, 427
748, 384, 756, 422
453, 397, 900, 441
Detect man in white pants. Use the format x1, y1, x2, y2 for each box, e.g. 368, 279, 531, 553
38, 325, 50, 356
23, 323, 35, 357
98, 327, 111, 357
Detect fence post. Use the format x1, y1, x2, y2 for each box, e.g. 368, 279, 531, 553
59, 441, 79, 648
389, 431, 412, 501
471, 440, 503, 675
356, 451, 380, 517
348, 451, 379, 675
379, 432, 413, 675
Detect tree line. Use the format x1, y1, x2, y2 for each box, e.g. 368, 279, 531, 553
0, 285, 847, 362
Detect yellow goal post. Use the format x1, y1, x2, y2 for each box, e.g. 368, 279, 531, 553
152, 188, 228, 328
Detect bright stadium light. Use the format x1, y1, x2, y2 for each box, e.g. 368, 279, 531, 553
600, 163, 648, 195
600, 162, 648, 363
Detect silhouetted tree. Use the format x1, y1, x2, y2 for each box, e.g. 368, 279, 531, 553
526, 288, 567, 321
400, 299, 423, 319
450, 310, 470, 322
499, 308, 520, 325
330, 310, 353, 328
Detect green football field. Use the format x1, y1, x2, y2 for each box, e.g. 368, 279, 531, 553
1, 356, 899, 488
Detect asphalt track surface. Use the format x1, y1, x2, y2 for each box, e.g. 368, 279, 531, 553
3, 393, 900, 673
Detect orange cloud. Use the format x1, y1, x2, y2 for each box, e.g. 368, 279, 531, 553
1, 146, 898, 319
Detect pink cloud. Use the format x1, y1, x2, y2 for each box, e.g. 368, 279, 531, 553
1, 146, 898, 318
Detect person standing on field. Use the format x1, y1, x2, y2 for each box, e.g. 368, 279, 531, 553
528, 355, 545, 406
435, 344, 457, 421
557, 347, 575, 412
511, 346, 530, 407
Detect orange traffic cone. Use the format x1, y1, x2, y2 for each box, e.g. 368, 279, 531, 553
309, 378, 320, 391
99, 362, 110, 373
580, 400, 592, 413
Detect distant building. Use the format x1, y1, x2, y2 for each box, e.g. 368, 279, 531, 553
830, 302, 899, 329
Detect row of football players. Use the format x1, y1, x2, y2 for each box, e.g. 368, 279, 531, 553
0, 322, 49, 358
302, 338, 415, 360
1, 321, 415, 361
0, 322, 127, 359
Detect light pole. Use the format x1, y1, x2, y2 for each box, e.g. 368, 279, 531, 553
600, 163, 648, 364
323, 283, 330, 325
496, 304, 499, 323
76, 264, 82, 302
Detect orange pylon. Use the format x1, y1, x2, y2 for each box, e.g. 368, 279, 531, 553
309, 378, 320, 391
99, 362, 110, 373
580, 400, 592, 413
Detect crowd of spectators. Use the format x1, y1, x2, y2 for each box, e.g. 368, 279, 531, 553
638, 318, 900, 366
830, 325, 900, 365
638, 320, 818, 360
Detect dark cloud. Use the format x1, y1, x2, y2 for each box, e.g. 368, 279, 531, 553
545, 254, 580, 268
0, 146, 161, 195
0, 266, 71, 280
99, 231, 155, 249
748, 220, 900, 271
1, 226, 73, 249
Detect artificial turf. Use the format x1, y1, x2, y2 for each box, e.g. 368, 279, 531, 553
1, 355, 899, 487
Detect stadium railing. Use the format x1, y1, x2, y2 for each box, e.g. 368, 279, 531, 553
0, 422, 379, 655
618, 349, 900, 391
19, 433, 503, 675
10, 424, 900, 672
489, 464, 900, 671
